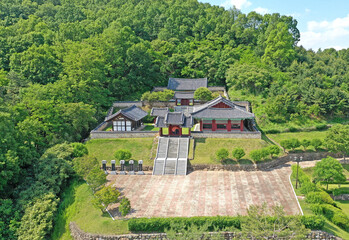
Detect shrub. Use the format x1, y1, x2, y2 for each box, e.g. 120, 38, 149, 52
265, 129, 280, 134
310, 204, 349, 230
71, 142, 88, 157
332, 213, 349, 230
128, 216, 241, 232
306, 191, 335, 206
114, 149, 132, 161
300, 215, 325, 230
300, 182, 318, 195
250, 149, 262, 162
194, 87, 213, 101
216, 148, 229, 162
315, 124, 327, 130
119, 197, 131, 217
333, 187, 349, 196
300, 139, 310, 151
267, 145, 280, 158
311, 139, 322, 150
289, 127, 298, 132
232, 148, 245, 160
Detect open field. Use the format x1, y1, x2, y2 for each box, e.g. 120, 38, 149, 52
86, 138, 155, 166
190, 138, 271, 165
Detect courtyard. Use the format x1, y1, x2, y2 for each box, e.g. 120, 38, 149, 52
107, 164, 301, 218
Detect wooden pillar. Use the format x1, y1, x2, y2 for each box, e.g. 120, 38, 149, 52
179, 127, 182, 136
240, 119, 244, 132
200, 120, 203, 132
159, 128, 163, 136
189, 128, 191, 136
227, 120, 231, 132
212, 120, 216, 132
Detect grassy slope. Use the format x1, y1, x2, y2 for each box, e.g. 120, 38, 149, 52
190, 138, 270, 165
52, 180, 129, 240
86, 138, 155, 166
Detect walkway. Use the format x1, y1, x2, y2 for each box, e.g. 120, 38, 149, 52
108, 164, 301, 218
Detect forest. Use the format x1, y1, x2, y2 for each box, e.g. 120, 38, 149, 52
0, 0, 349, 239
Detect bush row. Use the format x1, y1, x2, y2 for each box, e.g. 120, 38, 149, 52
264, 124, 328, 134
128, 216, 241, 232
332, 187, 349, 196
310, 204, 349, 230
128, 215, 325, 232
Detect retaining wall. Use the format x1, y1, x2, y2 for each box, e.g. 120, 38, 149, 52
90, 131, 156, 139
113, 101, 143, 108
69, 222, 340, 240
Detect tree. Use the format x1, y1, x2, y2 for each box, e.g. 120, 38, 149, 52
281, 139, 300, 152
215, 148, 229, 162
232, 147, 245, 160
119, 197, 131, 217
300, 139, 311, 151
194, 87, 213, 101
311, 139, 323, 151
114, 149, 132, 161
313, 157, 346, 190
241, 203, 309, 239
325, 125, 349, 159
267, 145, 280, 158
93, 185, 121, 212
86, 167, 106, 192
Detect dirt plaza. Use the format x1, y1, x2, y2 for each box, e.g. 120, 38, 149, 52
107, 165, 301, 218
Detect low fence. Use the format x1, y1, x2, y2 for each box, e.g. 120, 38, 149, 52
69, 222, 339, 240
113, 101, 142, 108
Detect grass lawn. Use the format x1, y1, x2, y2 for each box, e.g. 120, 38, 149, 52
267, 130, 329, 152
86, 138, 155, 166
52, 180, 129, 240
190, 138, 270, 165
142, 123, 159, 131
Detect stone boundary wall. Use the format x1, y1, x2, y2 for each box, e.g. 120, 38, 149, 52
69, 222, 340, 240
333, 194, 349, 201
191, 132, 262, 139
90, 131, 156, 139
113, 101, 143, 108
189, 152, 345, 172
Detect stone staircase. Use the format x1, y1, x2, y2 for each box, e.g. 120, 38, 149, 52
153, 137, 189, 175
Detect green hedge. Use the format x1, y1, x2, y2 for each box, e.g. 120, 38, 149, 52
128, 216, 241, 232
300, 215, 326, 230
306, 191, 336, 206
310, 204, 349, 231
332, 187, 349, 196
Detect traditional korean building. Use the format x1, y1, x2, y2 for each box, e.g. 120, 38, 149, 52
105, 105, 147, 131
167, 78, 207, 106
151, 95, 255, 136
191, 95, 255, 132
151, 108, 193, 136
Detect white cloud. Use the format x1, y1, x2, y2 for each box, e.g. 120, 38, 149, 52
298, 14, 349, 50
221, 0, 251, 9
254, 7, 269, 15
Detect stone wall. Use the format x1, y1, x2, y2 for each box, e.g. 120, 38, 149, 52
333, 194, 349, 201
189, 152, 345, 172
90, 131, 156, 139
113, 101, 143, 108
191, 132, 262, 139
69, 222, 340, 240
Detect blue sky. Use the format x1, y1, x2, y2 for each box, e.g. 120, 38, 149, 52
200, 0, 349, 51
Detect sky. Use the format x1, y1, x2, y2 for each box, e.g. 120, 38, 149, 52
200, 0, 349, 51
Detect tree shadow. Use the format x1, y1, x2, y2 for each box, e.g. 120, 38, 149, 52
238, 159, 253, 165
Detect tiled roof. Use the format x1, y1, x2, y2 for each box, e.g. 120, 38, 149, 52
165, 112, 184, 125
191, 96, 255, 119
105, 105, 147, 122
154, 112, 193, 128
174, 91, 194, 99
168, 78, 207, 91
150, 107, 169, 117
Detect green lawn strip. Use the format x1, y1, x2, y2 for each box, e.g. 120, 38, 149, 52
52, 181, 129, 239
143, 123, 159, 131
267, 130, 328, 152
86, 138, 154, 166
291, 171, 349, 239
190, 138, 270, 165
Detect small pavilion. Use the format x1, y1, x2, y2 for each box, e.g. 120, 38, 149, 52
105, 105, 147, 131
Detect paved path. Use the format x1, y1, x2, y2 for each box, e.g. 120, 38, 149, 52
107, 164, 301, 218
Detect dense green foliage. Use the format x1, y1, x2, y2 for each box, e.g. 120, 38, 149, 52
313, 157, 346, 189
231, 147, 245, 160
0, 0, 348, 238
194, 87, 213, 101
